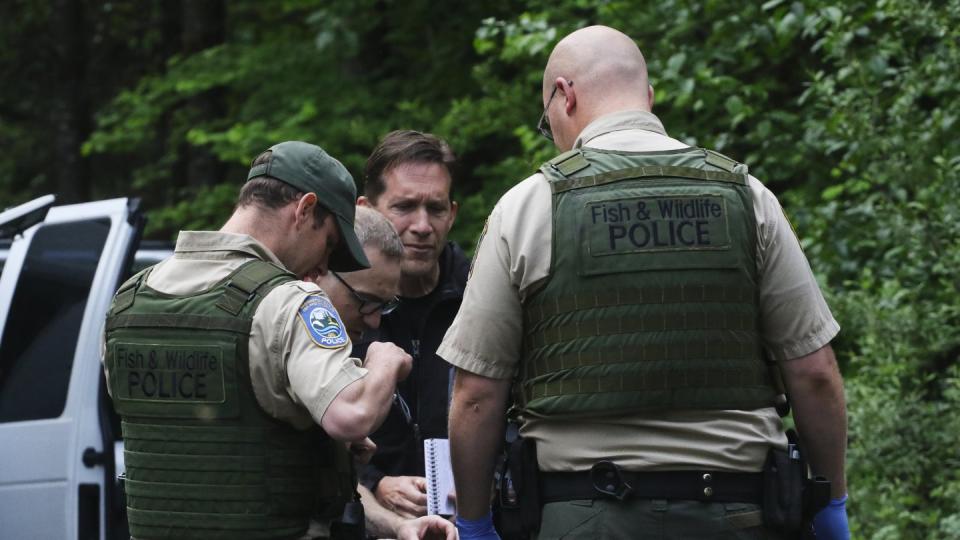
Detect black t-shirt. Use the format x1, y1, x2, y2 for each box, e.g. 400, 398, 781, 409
356, 243, 470, 490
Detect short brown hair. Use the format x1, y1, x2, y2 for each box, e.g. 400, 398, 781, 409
363, 130, 456, 203
239, 150, 330, 224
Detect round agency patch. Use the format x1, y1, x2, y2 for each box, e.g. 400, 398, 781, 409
298, 295, 349, 349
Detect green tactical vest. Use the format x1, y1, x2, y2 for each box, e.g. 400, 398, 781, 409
519, 146, 777, 418
104, 260, 355, 540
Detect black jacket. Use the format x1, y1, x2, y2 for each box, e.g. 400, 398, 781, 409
356, 242, 470, 491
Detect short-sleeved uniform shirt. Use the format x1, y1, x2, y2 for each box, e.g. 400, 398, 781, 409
102, 231, 367, 430
437, 110, 840, 473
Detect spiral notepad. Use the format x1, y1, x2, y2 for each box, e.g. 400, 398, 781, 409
424, 438, 455, 515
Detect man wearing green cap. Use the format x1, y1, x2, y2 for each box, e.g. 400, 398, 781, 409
101, 141, 454, 539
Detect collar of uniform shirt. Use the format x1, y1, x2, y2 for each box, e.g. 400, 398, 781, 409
173, 231, 286, 267
573, 109, 669, 149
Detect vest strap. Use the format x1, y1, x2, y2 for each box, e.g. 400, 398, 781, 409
106, 313, 251, 333
112, 269, 150, 314
526, 341, 757, 380
123, 421, 267, 443
124, 450, 335, 479
525, 310, 755, 351
524, 367, 772, 403
126, 478, 267, 502
703, 149, 738, 172
125, 450, 263, 472
546, 149, 591, 177
550, 165, 747, 193
524, 285, 754, 327
126, 507, 305, 536
216, 260, 292, 315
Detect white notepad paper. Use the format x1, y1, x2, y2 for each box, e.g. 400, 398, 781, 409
424, 438, 455, 515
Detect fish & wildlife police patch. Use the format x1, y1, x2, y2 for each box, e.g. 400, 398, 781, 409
299, 295, 348, 348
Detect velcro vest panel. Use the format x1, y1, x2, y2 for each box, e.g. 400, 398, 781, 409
520, 147, 776, 418
105, 260, 355, 540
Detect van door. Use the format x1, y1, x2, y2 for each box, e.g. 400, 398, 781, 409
0, 198, 142, 540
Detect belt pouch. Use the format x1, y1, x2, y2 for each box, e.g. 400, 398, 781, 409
762, 448, 803, 535
494, 435, 542, 539
494, 466, 526, 540
516, 437, 542, 534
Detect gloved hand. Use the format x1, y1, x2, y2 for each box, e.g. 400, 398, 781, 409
455, 511, 501, 540
812, 495, 849, 540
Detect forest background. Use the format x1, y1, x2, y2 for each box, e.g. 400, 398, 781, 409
1, 0, 958, 537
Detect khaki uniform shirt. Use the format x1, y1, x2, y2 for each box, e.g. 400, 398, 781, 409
438, 110, 840, 472
103, 231, 367, 431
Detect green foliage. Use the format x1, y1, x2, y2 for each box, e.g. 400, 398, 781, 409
439, 12, 561, 247
784, 0, 960, 536
147, 183, 238, 236
79, 0, 522, 239
837, 286, 960, 538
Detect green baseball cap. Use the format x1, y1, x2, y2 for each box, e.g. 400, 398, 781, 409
247, 141, 370, 271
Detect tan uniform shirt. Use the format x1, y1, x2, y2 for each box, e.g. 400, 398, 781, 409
438, 110, 840, 472
103, 231, 367, 431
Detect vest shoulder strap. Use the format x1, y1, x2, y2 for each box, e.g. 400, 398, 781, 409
704, 148, 749, 175
703, 149, 737, 171
110, 267, 152, 315
540, 148, 751, 194
216, 260, 295, 316
541, 149, 591, 179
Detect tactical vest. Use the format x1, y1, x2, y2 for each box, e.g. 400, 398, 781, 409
104, 260, 355, 540
520, 147, 777, 418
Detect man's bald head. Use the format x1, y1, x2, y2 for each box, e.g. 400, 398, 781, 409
545, 26, 649, 99
542, 26, 653, 147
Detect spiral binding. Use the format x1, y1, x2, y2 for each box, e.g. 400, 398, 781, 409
426, 439, 441, 514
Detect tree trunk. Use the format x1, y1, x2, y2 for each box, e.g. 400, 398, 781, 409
179, 0, 226, 188
50, 0, 89, 202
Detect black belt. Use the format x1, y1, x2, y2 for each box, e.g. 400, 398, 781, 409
540, 462, 763, 504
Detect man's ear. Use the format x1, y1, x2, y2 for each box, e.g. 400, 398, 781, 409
648, 84, 655, 109
561, 77, 577, 115
449, 200, 459, 222
294, 192, 318, 228
357, 196, 372, 208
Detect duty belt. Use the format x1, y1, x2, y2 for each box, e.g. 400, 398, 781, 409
540, 461, 763, 504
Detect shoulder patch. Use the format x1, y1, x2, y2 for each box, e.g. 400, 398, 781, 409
298, 295, 349, 349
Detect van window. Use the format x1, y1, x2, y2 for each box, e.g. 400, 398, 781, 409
0, 218, 111, 422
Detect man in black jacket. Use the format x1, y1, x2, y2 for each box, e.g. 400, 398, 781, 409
356, 130, 470, 519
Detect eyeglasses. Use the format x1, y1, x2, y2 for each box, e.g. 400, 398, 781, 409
537, 80, 572, 141
331, 271, 401, 316
394, 392, 413, 426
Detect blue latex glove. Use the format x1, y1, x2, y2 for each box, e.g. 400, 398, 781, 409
455, 512, 501, 540
812, 495, 850, 540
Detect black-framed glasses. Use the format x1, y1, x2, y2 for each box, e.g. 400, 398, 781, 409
332, 271, 401, 316
537, 80, 572, 141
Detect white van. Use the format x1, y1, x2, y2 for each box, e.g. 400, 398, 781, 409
0, 196, 171, 539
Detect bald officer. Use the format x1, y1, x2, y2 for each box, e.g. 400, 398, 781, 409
102, 142, 443, 540
442, 26, 849, 539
